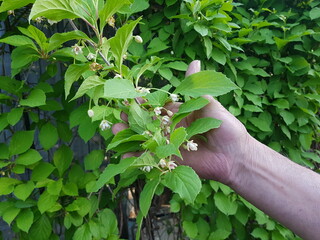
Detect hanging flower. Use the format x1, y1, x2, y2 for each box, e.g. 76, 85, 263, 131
71, 44, 84, 55
161, 116, 170, 125
154, 107, 162, 116
170, 94, 179, 102
35, 16, 44, 23
168, 161, 177, 170
87, 109, 94, 118
136, 87, 150, 94
134, 35, 143, 44
99, 120, 112, 131
158, 159, 167, 169
87, 53, 95, 61
140, 166, 153, 172
107, 16, 115, 28
186, 140, 198, 151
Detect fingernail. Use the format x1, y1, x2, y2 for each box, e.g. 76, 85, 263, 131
186, 60, 201, 77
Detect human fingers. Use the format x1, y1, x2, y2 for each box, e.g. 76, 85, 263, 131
185, 60, 201, 77
112, 122, 128, 135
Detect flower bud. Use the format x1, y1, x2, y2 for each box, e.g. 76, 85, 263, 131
167, 110, 173, 117
87, 109, 94, 118
170, 94, 179, 102
134, 35, 143, 44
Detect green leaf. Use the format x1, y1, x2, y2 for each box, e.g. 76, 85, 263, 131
29, 0, 81, 21
53, 145, 73, 177
170, 127, 187, 148
251, 227, 269, 240
310, 7, 320, 20
92, 157, 136, 192
194, 24, 208, 36
166, 61, 189, 71
279, 110, 295, 125
183, 221, 198, 238
7, 107, 24, 126
14, 181, 35, 201
73, 223, 92, 240
62, 182, 79, 196
47, 179, 63, 195
37, 191, 59, 214
20, 89, 46, 107
177, 97, 210, 116
107, 129, 147, 150
248, 117, 272, 132
109, 18, 141, 73
272, 99, 289, 109
212, 48, 226, 65
11, 45, 40, 76
84, 150, 104, 171
0, 177, 21, 195
28, 214, 52, 240
128, 100, 152, 134
99, 0, 131, 31
2, 206, 20, 225
139, 177, 161, 216
71, 75, 105, 101
186, 117, 222, 138
214, 192, 238, 215
0, 143, 9, 159
0, 35, 36, 48
156, 144, 181, 158
163, 166, 201, 204
64, 63, 91, 98
9, 130, 34, 156
104, 78, 143, 99
18, 25, 48, 51
98, 208, 119, 238
175, 71, 238, 98
66, 197, 91, 217
16, 209, 34, 233
31, 162, 55, 181
0, 0, 35, 12
15, 149, 42, 165
48, 30, 90, 52
39, 122, 59, 150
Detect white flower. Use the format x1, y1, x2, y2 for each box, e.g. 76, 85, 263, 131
170, 94, 179, 102
35, 16, 44, 23
7, 10, 14, 15
107, 16, 115, 28
87, 53, 95, 60
134, 35, 143, 44
87, 109, 94, 118
158, 159, 167, 169
186, 140, 198, 151
167, 110, 173, 117
99, 120, 111, 131
136, 87, 150, 94
72, 44, 84, 55
161, 116, 170, 125
123, 53, 128, 59
165, 126, 171, 134
115, 74, 122, 79
142, 130, 152, 137
168, 161, 177, 170
154, 107, 162, 115
140, 166, 153, 172
48, 19, 58, 25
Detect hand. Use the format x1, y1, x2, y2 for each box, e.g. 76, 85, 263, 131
166, 60, 250, 184
112, 60, 251, 185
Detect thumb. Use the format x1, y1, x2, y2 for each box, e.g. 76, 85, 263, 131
185, 60, 201, 77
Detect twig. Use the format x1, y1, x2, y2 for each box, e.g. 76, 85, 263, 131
68, 19, 111, 66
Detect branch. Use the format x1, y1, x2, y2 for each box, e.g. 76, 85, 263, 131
68, 19, 111, 66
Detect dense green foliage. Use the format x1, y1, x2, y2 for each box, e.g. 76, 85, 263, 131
0, 0, 319, 239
